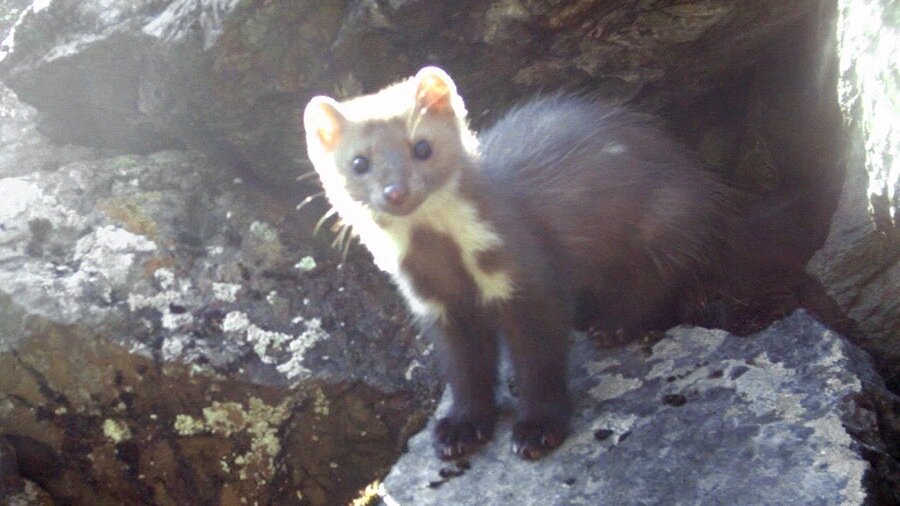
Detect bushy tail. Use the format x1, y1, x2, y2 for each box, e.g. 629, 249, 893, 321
680, 184, 846, 336
727, 187, 834, 291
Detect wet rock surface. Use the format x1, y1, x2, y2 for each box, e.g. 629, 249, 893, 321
384, 311, 899, 506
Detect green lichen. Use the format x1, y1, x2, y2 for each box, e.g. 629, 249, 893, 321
174, 413, 204, 436
102, 418, 132, 443
174, 397, 291, 485
294, 255, 317, 271
239, 397, 290, 482
203, 401, 247, 437
313, 387, 329, 417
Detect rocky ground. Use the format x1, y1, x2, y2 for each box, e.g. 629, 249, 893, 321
0, 1, 897, 505
385, 312, 899, 505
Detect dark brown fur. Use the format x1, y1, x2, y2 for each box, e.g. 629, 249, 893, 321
304, 77, 732, 461
424, 95, 733, 459
478, 95, 733, 333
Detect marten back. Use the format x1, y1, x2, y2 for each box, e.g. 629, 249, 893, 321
479, 95, 735, 332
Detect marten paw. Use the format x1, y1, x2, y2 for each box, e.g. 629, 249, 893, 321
433, 415, 495, 460
511, 418, 567, 460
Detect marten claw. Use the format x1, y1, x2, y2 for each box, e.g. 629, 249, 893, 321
511, 419, 567, 460
433, 416, 495, 460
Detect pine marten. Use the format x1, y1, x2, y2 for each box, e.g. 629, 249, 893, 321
302, 67, 732, 461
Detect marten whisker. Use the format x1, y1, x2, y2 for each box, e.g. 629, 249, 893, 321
296, 191, 325, 212
331, 224, 349, 249
341, 230, 354, 260
295, 171, 320, 182
313, 208, 338, 236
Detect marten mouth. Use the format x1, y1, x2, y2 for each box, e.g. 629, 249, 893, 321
376, 198, 421, 217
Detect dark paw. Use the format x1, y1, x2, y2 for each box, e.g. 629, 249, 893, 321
511, 418, 567, 460
433, 415, 495, 460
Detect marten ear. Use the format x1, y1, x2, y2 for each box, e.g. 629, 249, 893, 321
413, 66, 458, 116
304, 96, 346, 152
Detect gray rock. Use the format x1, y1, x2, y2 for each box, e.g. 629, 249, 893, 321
0, 83, 97, 178
0, 0, 180, 151
0, 80, 427, 389
0, 138, 426, 392
0, 72, 432, 504
0, 0, 820, 187
0, 1, 896, 502
383, 311, 895, 505
807, 0, 899, 363
0, 0, 29, 34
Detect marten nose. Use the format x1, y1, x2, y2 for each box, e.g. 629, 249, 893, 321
382, 182, 409, 206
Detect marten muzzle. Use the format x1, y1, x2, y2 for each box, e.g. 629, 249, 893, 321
383, 182, 410, 207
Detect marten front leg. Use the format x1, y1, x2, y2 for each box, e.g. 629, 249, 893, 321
427, 311, 499, 460
501, 298, 571, 460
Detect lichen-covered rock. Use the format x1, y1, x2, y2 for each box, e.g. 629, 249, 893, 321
0, 90, 427, 390
0, 0, 819, 187
0, 83, 434, 504
0, 1, 897, 502
0, 324, 418, 505
807, 0, 899, 374
383, 311, 898, 505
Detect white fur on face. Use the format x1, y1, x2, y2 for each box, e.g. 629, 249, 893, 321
307, 143, 514, 320
303, 73, 506, 320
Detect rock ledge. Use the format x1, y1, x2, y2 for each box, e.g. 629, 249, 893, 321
384, 311, 893, 506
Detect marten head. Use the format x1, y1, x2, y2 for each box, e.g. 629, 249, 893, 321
303, 67, 477, 219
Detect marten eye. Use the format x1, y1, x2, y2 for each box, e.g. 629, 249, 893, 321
351, 156, 370, 175
412, 140, 432, 160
